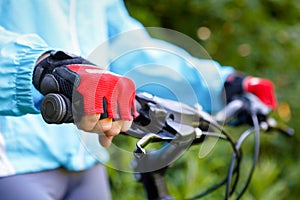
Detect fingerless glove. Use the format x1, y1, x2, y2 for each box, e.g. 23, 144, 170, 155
33, 50, 138, 121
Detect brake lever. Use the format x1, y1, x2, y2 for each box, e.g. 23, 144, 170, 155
244, 94, 294, 136
132, 124, 197, 173
133, 121, 200, 158
215, 93, 294, 137
134, 132, 175, 157
126, 92, 203, 138
128, 92, 205, 159
260, 117, 294, 137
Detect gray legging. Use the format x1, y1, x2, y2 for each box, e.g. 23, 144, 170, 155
0, 164, 111, 200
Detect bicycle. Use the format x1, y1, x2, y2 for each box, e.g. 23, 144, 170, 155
40, 92, 294, 200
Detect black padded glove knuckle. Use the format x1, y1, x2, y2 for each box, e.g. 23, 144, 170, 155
39, 74, 60, 94
51, 66, 78, 99
32, 50, 94, 97
224, 73, 246, 102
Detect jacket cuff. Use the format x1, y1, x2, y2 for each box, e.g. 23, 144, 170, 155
14, 36, 51, 114
17, 48, 50, 113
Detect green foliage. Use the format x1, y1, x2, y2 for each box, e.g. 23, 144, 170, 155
106, 1, 300, 199
125, 0, 300, 74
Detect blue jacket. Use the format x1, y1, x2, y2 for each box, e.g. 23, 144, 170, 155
0, 0, 234, 177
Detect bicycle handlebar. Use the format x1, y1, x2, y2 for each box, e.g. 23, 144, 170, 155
40, 92, 293, 152
40, 92, 294, 199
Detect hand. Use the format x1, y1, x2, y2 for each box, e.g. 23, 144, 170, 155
33, 51, 138, 146
224, 72, 277, 109
79, 115, 133, 147
243, 76, 277, 109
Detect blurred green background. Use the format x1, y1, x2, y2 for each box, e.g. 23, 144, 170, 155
107, 0, 300, 199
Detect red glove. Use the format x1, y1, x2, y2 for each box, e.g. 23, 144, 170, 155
33, 51, 138, 121
68, 64, 138, 120
243, 76, 277, 109
224, 73, 277, 109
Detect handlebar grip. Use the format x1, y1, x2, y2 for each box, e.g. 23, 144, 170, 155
41, 93, 73, 124
41, 93, 140, 124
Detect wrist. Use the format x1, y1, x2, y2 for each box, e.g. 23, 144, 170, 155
35, 51, 52, 66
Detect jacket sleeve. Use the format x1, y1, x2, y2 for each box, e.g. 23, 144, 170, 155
105, 0, 235, 112
0, 26, 51, 116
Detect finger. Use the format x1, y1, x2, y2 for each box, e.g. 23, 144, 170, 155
99, 135, 114, 147
98, 118, 113, 132
116, 77, 136, 120
85, 118, 113, 134
76, 114, 100, 132
90, 118, 117, 134
103, 120, 123, 136
120, 120, 133, 132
